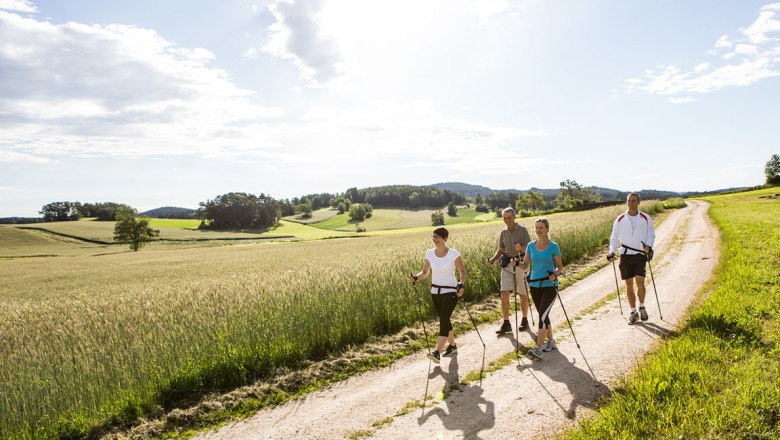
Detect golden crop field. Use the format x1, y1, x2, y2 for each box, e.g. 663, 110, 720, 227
0, 203, 661, 439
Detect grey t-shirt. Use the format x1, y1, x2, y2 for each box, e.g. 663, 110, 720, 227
499, 223, 531, 257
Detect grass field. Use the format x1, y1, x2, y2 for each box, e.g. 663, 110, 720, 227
0, 202, 666, 439
563, 187, 780, 439
282, 207, 340, 224
307, 206, 493, 232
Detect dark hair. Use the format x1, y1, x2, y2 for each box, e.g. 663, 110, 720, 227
433, 227, 449, 240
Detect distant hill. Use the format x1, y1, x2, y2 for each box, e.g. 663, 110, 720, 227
140, 206, 198, 219
432, 182, 684, 201
428, 182, 496, 197
0, 217, 43, 224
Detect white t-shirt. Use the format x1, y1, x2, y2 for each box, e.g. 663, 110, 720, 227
425, 247, 461, 294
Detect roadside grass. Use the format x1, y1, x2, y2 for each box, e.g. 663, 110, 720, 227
0, 202, 670, 439
562, 188, 780, 439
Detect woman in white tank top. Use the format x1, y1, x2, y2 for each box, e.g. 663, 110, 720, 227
409, 227, 467, 364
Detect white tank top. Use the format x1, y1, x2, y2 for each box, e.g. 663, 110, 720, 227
425, 247, 461, 294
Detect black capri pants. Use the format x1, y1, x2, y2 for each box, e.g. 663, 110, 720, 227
431, 292, 458, 337
530, 286, 557, 330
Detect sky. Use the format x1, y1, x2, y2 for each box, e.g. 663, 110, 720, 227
1, 0, 779, 216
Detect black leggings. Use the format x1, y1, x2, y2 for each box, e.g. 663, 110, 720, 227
530, 286, 557, 330
431, 293, 458, 337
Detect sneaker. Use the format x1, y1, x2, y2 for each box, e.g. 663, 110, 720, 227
542, 339, 557, 352
495, 321, 512, 335
519, 317, 529, 331
427, 350, 441, 364
639, 306, 649, 321
526, 347, 543, 360
628, 311, 639, 325
443, 344, 458, 357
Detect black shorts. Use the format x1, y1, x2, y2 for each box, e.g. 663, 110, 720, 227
619, 253, 647, 280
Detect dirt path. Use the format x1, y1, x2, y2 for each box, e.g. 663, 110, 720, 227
196, 200, 719, 440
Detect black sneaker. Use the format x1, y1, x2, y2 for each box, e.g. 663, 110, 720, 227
519, 317, 529, 331
628, 311, 639, 325
639, 306, 649, 321
496, 321, 512, 335
443, 344, 458, 357
427, 350, 441, 364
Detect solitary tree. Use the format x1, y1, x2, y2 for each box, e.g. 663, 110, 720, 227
295, 203, 313, 219
349, 203, 367, 221
555, 179, 600, 210
766, 153, 780, 185
515, 190, 546, 213
431, 211, 445, 226
113, 208, 159, 251
447, 201, 458, 217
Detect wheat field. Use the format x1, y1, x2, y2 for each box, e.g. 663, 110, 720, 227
0, 203, 660, 439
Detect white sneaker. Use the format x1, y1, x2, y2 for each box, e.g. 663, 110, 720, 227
542, 339, 557, 352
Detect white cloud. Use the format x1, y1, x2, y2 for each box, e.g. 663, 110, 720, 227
734, 43, 760, 56
668, 97, 696, 104
0, 149, 51, 163
714, 34, 732, 48
625, 5, 780, 99
1, 3, 544, 178
0, 9, 285, 162
0, 0, 36, 13
742, 3, 780, 44
262, 0, 345, 87
472, 0, 510, 23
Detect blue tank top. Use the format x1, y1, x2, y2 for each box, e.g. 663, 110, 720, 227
526, 240, 560, 288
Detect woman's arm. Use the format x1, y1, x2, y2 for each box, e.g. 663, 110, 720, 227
410, 259, 431, 282
455, 256, 467, 297
548, 255, 564, 281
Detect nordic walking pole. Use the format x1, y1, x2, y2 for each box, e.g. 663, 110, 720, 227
410, 274, 432, 354
524, 273, 535, 326
461, 297, 486, 385
547, 271, 580, 349
410, 274, 433, 413
610, 258, 624, 316
512, 264, 519, 357
641, 242, 663, 320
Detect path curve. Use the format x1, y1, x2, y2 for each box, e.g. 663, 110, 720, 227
196, 200, 719, 440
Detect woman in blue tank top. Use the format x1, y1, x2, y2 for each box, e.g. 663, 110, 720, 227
517, 218, 563, 360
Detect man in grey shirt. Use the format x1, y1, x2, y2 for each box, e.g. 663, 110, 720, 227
486, 207, 532, 334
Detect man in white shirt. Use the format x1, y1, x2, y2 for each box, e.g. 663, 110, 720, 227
607, 193, 656, 325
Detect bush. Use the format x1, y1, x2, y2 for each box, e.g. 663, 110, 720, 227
431, 211, 445, 226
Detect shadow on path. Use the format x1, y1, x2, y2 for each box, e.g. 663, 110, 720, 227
518, 348, 608, 419
419, 355, 496, 439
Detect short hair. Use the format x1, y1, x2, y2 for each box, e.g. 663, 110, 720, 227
501, 207, 516, 217
535, 217, 550, 230
627, 192, 641, 202
433, 227, 449, 240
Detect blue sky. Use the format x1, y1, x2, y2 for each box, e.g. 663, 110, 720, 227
1, 0, 778, 216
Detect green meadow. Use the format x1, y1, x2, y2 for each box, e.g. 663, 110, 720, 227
564, 187, 780, 439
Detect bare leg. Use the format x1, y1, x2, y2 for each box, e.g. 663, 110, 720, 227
625, 278, 636, 309
500, 291, 511, 320
437, 336, 447, 352
447, 330, 455, 346
635, 275, 646, 304
520, 294, 529, 318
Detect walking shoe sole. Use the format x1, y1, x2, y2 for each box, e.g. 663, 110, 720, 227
426, 354, 440, 364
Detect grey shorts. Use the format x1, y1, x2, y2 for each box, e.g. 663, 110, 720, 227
500, 267, 528, 296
